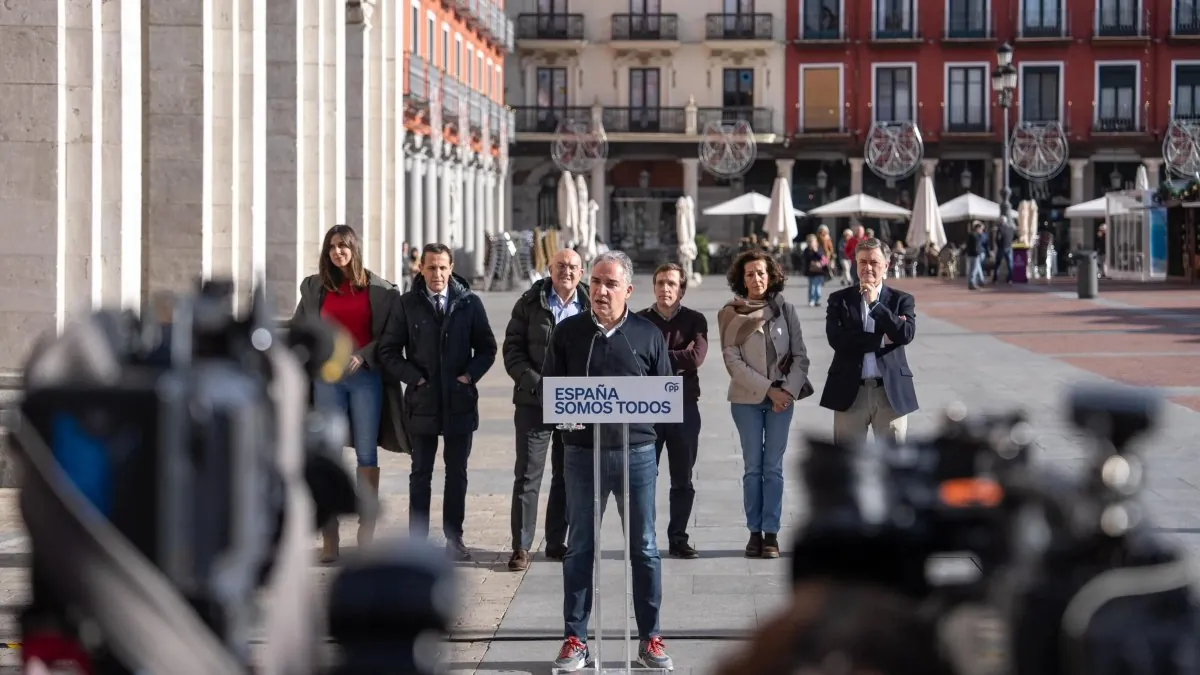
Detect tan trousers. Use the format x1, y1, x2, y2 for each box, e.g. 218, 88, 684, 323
832, 380, 909, 445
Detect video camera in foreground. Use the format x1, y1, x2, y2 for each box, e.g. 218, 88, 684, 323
8, 280, 456, 675
793, 385, 1200, 675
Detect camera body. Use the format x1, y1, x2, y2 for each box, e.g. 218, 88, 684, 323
12, 281, 456, 675
792, 386, 1200, 675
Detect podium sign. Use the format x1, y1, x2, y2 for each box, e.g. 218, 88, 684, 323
542, 376, 684, 424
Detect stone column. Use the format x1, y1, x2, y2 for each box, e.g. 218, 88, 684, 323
464, 162, 479, 277
496, 158, 510, 235
145, 0, 206, 297
1142, 158, 1163, 189
849, 158, 865, 195
265, 0, 320, 315
475, 162, 487, 245
438, 158, 452, 247
205, 0, 237, 282
484, 169, 497, 240
393, 129, 407, 275
408, 151, 425, 250
345, 4, 368, 249
99, 0, 144, 311
590, 162, 608, 242
361, 0, 382, 271
1069, 158, 1089, 249
318, 0, 337, 234
378, 0, 395, 279
425, 151, 440, 246
502, 158, 514, 234
680, 158, 699, 208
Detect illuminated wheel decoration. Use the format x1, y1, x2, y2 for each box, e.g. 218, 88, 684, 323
551, 120, 608, 173
864, 122, 923, 181
698, 120, 757, 179
1163, 119, 1200, 178
1009, 122, 1067, 180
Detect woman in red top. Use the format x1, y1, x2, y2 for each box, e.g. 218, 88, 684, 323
293, 225, 399, 562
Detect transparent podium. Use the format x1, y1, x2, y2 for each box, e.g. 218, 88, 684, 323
543, 376, 683, 675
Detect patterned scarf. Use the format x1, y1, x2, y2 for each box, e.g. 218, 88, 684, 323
717, 296, 776, 349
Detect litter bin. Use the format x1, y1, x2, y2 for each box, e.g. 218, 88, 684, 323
1075, 250, 1098, 299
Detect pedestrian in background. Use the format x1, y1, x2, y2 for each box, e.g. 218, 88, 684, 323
800, 233, 830, 307
965, 221, 988, 290
639, 262, 708, 560
378, 243, 497, 561
718, 250, 812, 560
502, 248, 589, 571
292, 224, 405, 563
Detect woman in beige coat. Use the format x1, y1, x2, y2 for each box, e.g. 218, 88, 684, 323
717, 250, 812, 559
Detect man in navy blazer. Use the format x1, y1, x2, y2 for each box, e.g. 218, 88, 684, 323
819, 237, 918, 443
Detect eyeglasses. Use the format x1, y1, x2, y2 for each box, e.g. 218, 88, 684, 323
554, 263, 581, 272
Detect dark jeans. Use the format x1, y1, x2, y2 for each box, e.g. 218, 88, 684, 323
511, 405, 567, 551
993, 247, 1013, 282
409, 433, 473, 539
654, 399, 700, 545
563, 443, 662, 641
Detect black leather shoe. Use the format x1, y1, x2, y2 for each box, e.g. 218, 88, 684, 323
446, 537, 472, 562
669, 540, 699, 559
545, 543, 568, 561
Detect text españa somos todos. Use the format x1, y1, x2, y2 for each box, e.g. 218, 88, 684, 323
552, 384, 673, 416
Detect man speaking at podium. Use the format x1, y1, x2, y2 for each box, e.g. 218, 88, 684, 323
542, 250, 675, 672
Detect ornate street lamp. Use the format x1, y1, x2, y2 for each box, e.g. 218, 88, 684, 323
960, 166, 973, 190
1110, 168, 1123, 190
992, 43, 1018, 230
816, 168, 828, 190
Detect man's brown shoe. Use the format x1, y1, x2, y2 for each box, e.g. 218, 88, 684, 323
508, 549, 531, 571
762, 533, 781, 559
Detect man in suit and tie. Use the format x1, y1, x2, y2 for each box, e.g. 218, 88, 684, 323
819, 237, 918, 443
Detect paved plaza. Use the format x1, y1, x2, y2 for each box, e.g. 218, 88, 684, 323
0, 275, 1198, 673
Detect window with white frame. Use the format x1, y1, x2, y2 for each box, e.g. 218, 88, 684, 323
486, 58, 493, 97
441, 25, 449, 68
946, 0, 987, 37
1175, 64, 1200, 119
1021, 64, 1061, 123
455, 35, 463, 78
802, 0, 841, 39
409, 2, 419, 53
1097, 0, 1138, 36
874, 65, 914, 122
1176, 0, 1200, 35
1096, 64, 1136, 131
466, 45, 474, 86
947, 65, 986, 131
477, 53, 484, 92
426, 14, 435, 59
1021, 0, 1062, 37
875, 0, 914, 38
496, 64, 503, 101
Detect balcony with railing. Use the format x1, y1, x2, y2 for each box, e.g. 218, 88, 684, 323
1174, 3, 1200, 37
944, 110, 991, 134
488, 101, 502, 136
515, 14, 585, 41
511, 106, 591, 133
872, 4, 918, 40
797, 107, 846, 133
468, 92, 483, 133
611, 14, 680, 42
944, 14, 990, 39
1018, 13, 1069, 39
601, 107, 686, 133
704, 13, 773, 40
405, 54, 428, 104
697, 106, 773, 134
1093, 115, 1144, 134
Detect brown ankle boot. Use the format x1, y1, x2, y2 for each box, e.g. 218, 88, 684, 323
356, 466, 381, 548
319, 521, 340, 563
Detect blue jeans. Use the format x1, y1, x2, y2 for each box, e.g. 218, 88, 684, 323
993, 248, 1013, 282
967, 255, 985, 288
730, 402, 794, 534
314, 368, 383, 467
808, 276, 825, 305
563, 443, 662, 641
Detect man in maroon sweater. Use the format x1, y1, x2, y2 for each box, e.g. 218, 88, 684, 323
638, 263, 708, 559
